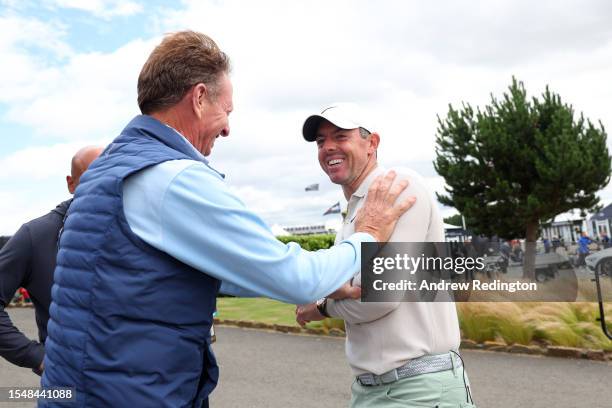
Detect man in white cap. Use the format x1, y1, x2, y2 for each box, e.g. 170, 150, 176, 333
297, 103, 476, 407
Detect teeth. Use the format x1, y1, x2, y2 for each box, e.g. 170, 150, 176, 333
328, 159, 343, 165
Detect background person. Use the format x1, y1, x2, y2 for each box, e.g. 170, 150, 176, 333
577, 231, 592, 267
0, 146, 102, 376
600, 232, 610, 249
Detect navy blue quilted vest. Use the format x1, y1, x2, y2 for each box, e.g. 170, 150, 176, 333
41, 115, 221, 407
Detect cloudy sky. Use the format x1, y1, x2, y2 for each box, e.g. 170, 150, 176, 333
1, 0, 611, 235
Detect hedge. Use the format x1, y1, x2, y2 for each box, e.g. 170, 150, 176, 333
277, 234, 336, 251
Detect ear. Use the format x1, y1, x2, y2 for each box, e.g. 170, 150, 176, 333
67, 175, 75, 194
191, 83, 208, 118
368, 132, 380, 155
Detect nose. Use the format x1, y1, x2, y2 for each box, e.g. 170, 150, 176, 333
321, 137, 336, 151
220, 125, 230, 137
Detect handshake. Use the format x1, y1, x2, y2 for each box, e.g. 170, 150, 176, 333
295, 280, 361, 327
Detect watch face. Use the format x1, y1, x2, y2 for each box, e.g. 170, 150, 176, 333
316, 298, 326, 306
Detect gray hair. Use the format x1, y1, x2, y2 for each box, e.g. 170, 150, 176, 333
359, 127, 371, 139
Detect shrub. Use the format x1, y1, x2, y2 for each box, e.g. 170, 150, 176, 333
459, 302, 612, 350
322, 318, 345, 332
277, 234, 336, 251
457, 303, 534, 344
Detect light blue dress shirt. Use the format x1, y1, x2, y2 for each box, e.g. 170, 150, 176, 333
122, 153, 374, 304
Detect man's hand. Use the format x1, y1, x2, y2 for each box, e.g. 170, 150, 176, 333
354, 170, 415, 242
327, 281, 361, 300
33, 360, 44, 376
295, 303, 325, 327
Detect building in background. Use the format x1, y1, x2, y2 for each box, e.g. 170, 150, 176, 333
541, 214, 587, 243
283, 224, 335, 236
589, 203, 612, 240
444, 223, 469, 242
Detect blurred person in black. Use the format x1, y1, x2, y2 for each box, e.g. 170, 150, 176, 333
0, 146, 102, 375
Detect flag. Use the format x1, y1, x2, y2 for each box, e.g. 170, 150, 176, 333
323, 202, 341, 215
305, 183, 319, 192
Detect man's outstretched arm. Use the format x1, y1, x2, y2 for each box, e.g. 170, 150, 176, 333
124, 162, 414, 304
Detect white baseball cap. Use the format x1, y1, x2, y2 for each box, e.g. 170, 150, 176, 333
302, 103, 373, 142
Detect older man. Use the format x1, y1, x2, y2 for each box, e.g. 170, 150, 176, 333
297, 103, 476, 407
41, 32, 415, 407
0, 146, 102, 375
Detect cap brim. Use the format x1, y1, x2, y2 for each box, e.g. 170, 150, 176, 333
302, 115, 325, 142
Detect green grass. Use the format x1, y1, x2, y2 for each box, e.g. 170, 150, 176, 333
216, 297, 336, 331
217, 297, 612, 350
216, 297, 298, 326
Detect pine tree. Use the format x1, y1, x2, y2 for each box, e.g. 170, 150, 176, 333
434, 78, 611, 278
443, 214, 464, 227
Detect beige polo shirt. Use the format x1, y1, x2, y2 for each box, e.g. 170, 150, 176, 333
326, 166, 461, 376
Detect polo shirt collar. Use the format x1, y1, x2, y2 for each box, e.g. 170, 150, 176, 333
352, 166, 386, 199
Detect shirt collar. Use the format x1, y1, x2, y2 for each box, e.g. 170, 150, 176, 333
352, 166, 386, 199
164, 124, 208, 163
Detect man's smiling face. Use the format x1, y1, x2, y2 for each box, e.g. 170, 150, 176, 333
197, 73, 233, 156
315, 120, 374, 187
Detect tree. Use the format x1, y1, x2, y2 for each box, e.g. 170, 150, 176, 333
443, 214, 463, 227
434, 78, 611, 278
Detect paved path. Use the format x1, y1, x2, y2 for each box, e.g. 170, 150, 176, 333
2, 308, 611, 407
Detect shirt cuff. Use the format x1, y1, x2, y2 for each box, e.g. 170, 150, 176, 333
24, 342, 45, 371
343, 232, 379, 262
344, 232, 376, 244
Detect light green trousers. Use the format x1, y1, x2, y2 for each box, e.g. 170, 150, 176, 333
350, 365, 476, 408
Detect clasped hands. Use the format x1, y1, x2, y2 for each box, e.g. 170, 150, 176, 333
295, 281, 361, 327
296, 170, 416, 327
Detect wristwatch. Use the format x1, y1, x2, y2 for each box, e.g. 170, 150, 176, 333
316, 298, 331, 318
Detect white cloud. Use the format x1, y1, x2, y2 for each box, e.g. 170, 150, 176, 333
43, 0, 143, 19
0, 14, 72, 92
1, 0, 611, 234
597, 183, 612, 207
1, 37, 157, 141
0, 189, 63, 236
0, 139, 107, 181
0, 14, 71, 56
156, 0, 612, 160
0, 139, 109, 234
0, 15, 73, 104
